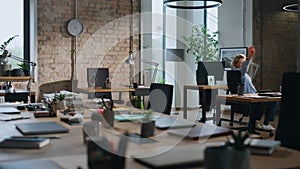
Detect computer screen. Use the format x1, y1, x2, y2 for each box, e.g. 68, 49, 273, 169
196, 61, 225, 85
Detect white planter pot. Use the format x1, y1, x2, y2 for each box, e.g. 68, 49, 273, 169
56, 100, 66, 110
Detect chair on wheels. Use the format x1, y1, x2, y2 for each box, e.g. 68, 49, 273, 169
219, 70, 249, 127
146, 83, 174, 115
275, 72, 300, 150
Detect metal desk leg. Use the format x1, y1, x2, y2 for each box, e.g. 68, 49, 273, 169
183, 86, 187, 119
199, 89, 207, 123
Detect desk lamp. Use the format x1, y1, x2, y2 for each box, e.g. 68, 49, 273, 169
0, 49, 37, 93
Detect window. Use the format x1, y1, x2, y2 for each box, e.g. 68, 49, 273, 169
0, 0, 30, 69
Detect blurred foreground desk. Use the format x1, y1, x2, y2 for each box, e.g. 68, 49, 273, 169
183, 85, 227, 122
0, 109, 300, 169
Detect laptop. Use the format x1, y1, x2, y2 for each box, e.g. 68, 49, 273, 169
155, 116, 195, 130
16, 121, 69, 135
131, 144, 204, 169
0, 107, 21, 114
167, 124, 231, 139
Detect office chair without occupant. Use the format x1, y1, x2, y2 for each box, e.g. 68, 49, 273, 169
275, 72, 300, 150
5, 92, 29, 103
87, 68, 112, 100
147, 83, 174, 115
219, 70, 249, 127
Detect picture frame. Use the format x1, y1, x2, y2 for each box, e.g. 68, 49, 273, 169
207, 75, 215, 86
219, 47, 248, 69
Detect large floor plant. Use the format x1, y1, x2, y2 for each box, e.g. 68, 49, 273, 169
183, 25, 219, 62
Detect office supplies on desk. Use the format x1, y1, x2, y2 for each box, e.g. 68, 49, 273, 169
247, 139, 281, 155
15, 121, 69, 135
132, 144, 204, 169
155, 116, 195, 129
0, 107, 21, 114
258, 92, 282, 97
167, 124, 230, 139
0, 114, 30, 121
0, 136, 50, 149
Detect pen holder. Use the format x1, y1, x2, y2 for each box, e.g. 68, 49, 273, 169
87, 135, 127, 169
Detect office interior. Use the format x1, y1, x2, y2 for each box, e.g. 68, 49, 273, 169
0, 0, 299, 168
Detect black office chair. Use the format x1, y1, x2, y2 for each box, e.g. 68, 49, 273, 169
219, 70, 249, 127
147, 83, 174, 115
275, 72, 300, 150
87, 68, 112, 99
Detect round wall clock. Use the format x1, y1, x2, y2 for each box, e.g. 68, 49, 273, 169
67, 19, 84, 36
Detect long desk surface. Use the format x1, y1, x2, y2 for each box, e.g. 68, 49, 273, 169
0, 107, 299, 169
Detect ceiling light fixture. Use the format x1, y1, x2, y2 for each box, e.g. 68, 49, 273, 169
164, 0, 222, 9
283, 3, 298, 12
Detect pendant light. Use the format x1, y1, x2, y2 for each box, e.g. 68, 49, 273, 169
164, 0, 222, 9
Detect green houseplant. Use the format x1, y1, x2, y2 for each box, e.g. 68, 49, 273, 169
17, 62, 30, 76
183, 25, 219, 62
54, 93, 66, 110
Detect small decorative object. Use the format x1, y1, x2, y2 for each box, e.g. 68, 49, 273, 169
95, 98, 114, 128
140, 109, 155, 137
54, 93, 66, 110
237, 83, 245, 96
49, 98, 57, 117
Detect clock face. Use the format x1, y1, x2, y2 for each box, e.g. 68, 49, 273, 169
67, 19, 84, 36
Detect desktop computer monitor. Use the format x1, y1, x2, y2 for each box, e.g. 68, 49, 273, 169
196, 61, 225, 85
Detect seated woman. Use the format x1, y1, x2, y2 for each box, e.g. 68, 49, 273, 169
231, 45, 277, 131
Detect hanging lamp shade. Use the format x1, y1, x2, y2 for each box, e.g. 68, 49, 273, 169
282, 3, 298, 12
164, 0, 222, 9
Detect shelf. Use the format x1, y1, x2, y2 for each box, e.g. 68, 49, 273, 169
0, 76, 31, 81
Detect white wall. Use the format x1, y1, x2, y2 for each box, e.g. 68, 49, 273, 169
218, 0, 253, 47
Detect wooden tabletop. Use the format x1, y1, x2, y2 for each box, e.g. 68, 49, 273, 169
184, 84, 228, 90
75, 87, 135, 93
216, 94, 281, 103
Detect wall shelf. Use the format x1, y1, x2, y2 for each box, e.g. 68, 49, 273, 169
0, 76, 31, 81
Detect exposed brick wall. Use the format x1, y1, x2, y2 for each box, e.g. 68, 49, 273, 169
35, 0, 140, 101
253, 0, 297, 90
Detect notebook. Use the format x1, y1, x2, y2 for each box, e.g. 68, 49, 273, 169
0, 107, 21, 114
0, 160, 65, 169
155, 116, 195, 130
132, 144, 204, 169
167, 124, 231, 139
0, 137, 50, 149
16, 121, 69, 135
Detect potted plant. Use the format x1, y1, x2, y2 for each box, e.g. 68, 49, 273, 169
17, 62, 30, 76
204, 130, 250, 169
226, 130, 250, 169
0, 35, 19, 76
54, 93, 66, 110
140, 109, 155, 137
183, 25, 219, 62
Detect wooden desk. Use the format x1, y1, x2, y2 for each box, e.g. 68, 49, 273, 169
215, 94, 281, 134
183, 84, 228, 121
76, 87, 135, 100
0, 108, 300, 169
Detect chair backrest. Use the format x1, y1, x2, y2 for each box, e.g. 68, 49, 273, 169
87, 68, 111, 99
147, 83, 173, 115
87, 68, 109, 88
275, 72, 300, 150
226, 70, 242, 94
5, 92, 29, 103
